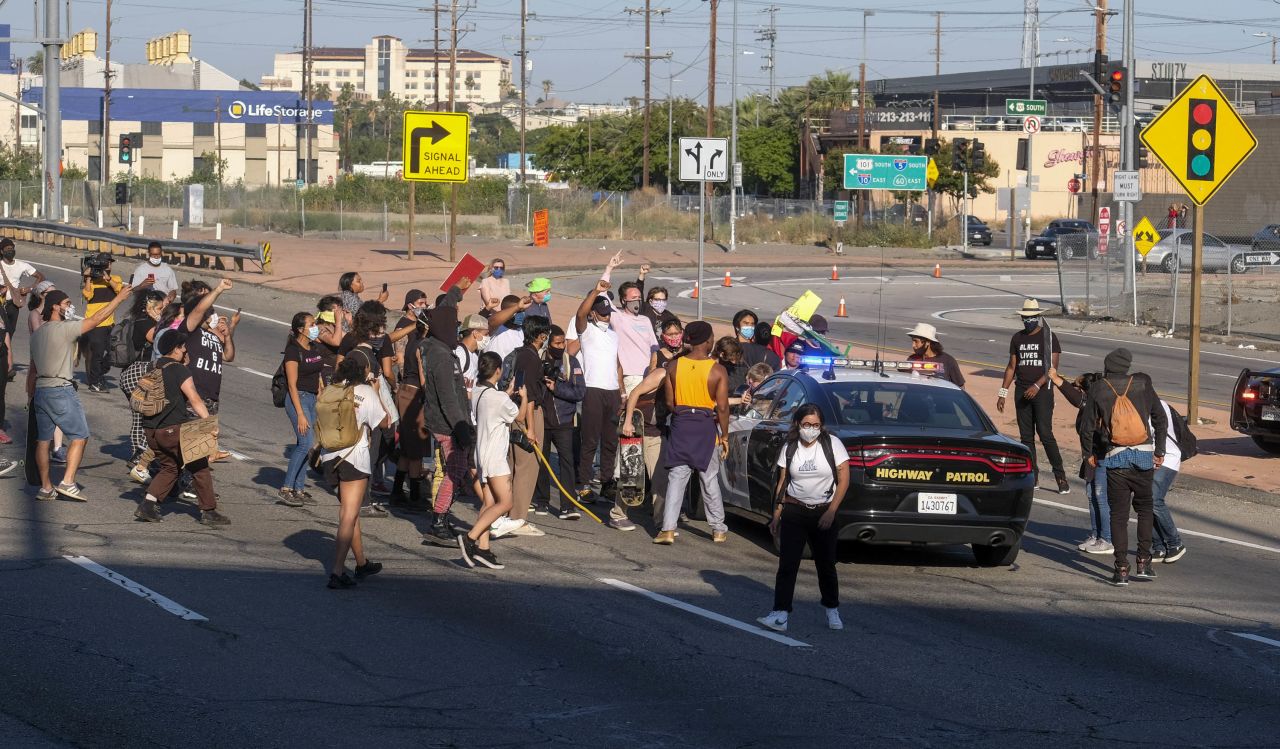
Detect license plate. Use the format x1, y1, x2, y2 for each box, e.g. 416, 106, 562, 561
1263, 406, 1280, 422
971, 233, 982, 238
918, 493, 957, 514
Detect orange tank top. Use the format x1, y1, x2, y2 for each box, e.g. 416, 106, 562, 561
673, 357, 717, 409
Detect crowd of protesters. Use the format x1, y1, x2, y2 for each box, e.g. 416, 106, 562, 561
0, 239, 1196, 608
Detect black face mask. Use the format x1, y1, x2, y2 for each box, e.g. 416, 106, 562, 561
547, 346, 565, 360
1023, 317, 1041, 333
369, 334, 386, 349
1, 249, 15, 262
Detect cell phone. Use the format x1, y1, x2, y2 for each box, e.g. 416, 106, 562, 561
382, 282, 388, 293
147, 274, 155, 282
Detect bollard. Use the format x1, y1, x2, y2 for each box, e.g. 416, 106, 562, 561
216, 223, 222, 241
2, 201, 8, 218
62, 206, 69, 223
97, 209, 104, 228
32, 203, 38, 219
138, 216, 145, 236
172, 220, 178, 240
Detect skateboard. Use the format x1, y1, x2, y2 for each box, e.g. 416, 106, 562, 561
617, 410, 645, 507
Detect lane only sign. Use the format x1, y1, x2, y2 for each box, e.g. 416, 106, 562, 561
402, 111, 470, 183
679, 137, 729, 182
1132, 216, 1161, 257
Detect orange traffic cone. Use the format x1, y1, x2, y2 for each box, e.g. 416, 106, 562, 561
835, 297, 848, 318
691, 281, 700, 299
933, 263, 942, 279
723, 270, 733, 287
831, 264, 840, 281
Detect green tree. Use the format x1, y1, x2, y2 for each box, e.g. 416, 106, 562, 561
737, 126, 795, 196
930, 138, 1000, 212
186, 151, 228, 185
25, 53, 42, 76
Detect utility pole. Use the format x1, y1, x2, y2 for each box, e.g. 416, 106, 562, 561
519, 0, 527, 185
448, 0, 460, 261
757, 5, 778, 101
299, 0, 312, 185
433, 3, 442, 108
729, 0, 738, 253
932, 12, 941, 135
1123, 0, 1136, 327
705, 0, 718, 237
1089, 0, 1108, 222
102, 0, 112, 204
856, 10, 873, 232
624, 2, 670, 189
42, 0, 63, 220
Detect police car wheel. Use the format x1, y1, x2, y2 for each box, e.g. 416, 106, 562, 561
1252, 436, 1280, 455
972, 539, 1021, 567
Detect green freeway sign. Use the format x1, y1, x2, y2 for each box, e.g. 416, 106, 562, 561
1005, 98, 1047, 116
834, 201, 849, 222
843, 154, 928, 192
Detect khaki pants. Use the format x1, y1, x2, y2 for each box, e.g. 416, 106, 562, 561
643, 434, 668, 520
509, 406, 544, 521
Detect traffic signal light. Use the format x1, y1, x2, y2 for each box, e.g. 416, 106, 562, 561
1186, 98, 1216, 182
966, 185, 978, 199
924, 138, 940, 156
1108, 68, 1126, 105
1131, 127, 1150, 169
970, 141, 986, 171
114, 182, 130, 205
1016, 138, 1029, 171
951, 138, 969, 172
119, 134, 133, 164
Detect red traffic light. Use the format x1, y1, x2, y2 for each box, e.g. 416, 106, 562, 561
121, 136, 132, 147
1109, 70, 1124, 83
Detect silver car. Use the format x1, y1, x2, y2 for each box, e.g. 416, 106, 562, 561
1139, 229, 1250, 274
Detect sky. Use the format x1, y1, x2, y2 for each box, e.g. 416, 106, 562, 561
9, 0, 1280, 102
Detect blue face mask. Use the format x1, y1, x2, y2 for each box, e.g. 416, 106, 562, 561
492, 268, 505, 279
541, 292, 551, 304
739, 325, 756, 340
307, 325, 320, 341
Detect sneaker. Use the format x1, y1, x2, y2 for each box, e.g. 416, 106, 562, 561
35, 487, 56, 501
1134, 559, 1157, 580
277, 488, 305, 508
199, 509, 231, 527
509, 522, 546, 537
608, 516, 637, 532
757, 611, 789, 633
457, 534, 478, 568
0, 430, 12, 445
128, 463, 152, 484
576, 487, 597, 505
180, 488, 197, 500
1150, 548, 1167, 561
652, 530, 676, 545
490, 517, 525, 539
371, 481, 391, 497
679, 512, 690, 524
353, 560, 383, 579
86, 383, 105, 393
475, 548, 505, 570
358, 504, 388, 519
532, 503, 550, 516
133, 500, 163, 522
327, 572, 357, 589
1084, 539, 1114, 555
423, 517, 457, 545
295, 490, 318, 506
825, 608, 844, 631
1055, 475, 1071, 494
55, 482, 88, 502
0, 458, 17, 477
712, 531, 728, 543
50, 447, 67, 465
1109, 566, 1130, 587
1163, 544, 1187, 563
558, 508, 582, 521
1076, 535, 1097, 551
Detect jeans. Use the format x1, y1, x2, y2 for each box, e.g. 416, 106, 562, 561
1014, 385, 1065, 477
283, 390, 318, 492
1107, 465, 1154, 567
34, 385, 90, 441
661, 458, 727, 534
1086, 465, 1112, 542
773, 503, 840, 613
1151, 466, 1183, 553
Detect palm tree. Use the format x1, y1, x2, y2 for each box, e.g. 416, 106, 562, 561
541, 79, 553, 102
25, 53, 42, 76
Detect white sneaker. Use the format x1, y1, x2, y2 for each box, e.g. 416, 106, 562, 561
1076, 535, 1097, 551
129, 463, 152, 484
509, 522, 546, 537
1084, 539, 1115, 555
825, 608, 844, 631
489, 517, 525, 539
756, 611, 789, 633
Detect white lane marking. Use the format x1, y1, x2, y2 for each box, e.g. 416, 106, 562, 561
226, 450, 250, 461
1033, 497, 1280, 554
598, 577, 810, 648
1230, 632, 1280, 649
214, 304, 288, 327
63, 555, 208, 622
1067, 352, 1094, 358
1209, 373, 1237, 379
237, 366, 274, 379
929, 294, 1019, 299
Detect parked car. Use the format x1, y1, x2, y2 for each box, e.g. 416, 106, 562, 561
1057, 117, 1086, 132
882, 204, 928, 225
1139, 229, 1250, 274
977, 116, 1005, 131
1231, 368, 1280, 454
1024, 219, 1099, 260
964, 217, 992, 246
1251, 224, 1280, 253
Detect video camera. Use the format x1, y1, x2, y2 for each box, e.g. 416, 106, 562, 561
81, 252, 113, 280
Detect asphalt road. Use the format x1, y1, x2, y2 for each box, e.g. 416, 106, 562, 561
1, 244, 1279, 746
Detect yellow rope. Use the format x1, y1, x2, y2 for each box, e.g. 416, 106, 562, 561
530, 438, 604, 524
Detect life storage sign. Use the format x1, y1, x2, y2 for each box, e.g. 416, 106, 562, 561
401, 111, 470, 184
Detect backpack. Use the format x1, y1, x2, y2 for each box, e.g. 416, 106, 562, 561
130, 360, 176, 417
1166, 403, 1198, 461
270, 364, 287, 408
1104, 377, 1149, 447
498, 350, 520, 391
109, 316, 142, 368
314, 382, 361, 451
777, 433, 838, 502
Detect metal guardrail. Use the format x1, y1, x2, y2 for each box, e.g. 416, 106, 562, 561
0, 219, 271, 274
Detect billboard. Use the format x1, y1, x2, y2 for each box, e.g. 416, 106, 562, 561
23, 88, 335, 125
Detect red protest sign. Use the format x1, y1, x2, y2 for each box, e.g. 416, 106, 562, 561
440, 252, 485, 293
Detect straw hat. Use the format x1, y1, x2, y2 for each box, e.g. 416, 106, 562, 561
1017, 299, 1047, 317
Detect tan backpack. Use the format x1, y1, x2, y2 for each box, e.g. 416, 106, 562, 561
315, 382, 361, 451
130, 361, 177, 417
1104, 377, 1149, 447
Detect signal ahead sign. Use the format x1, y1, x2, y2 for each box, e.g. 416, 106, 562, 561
402, 111, 470, 183
1139, 75, 1257, 206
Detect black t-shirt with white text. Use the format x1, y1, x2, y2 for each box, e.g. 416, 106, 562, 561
1009, 328, 1061, 388
186, 326, 226, 401
283, 339, 325, 394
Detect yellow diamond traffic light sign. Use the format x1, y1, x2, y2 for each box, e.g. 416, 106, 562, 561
401, 111, 470, 183
1139, 75, 1256, 206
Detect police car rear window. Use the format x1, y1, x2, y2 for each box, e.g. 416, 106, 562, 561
822, 382, 986, 430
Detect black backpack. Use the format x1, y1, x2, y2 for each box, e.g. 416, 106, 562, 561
1166, 403, 1198, 461
109, 315, 143, 368
270, 363, 287, 408
777, 433, 838, 503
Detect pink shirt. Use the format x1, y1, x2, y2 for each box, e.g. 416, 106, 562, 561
478, 276, 510, 310
611, 310, 658, 376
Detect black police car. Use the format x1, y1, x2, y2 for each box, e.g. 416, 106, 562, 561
720, 358, 1034, 566
1231, 368, 1280, 455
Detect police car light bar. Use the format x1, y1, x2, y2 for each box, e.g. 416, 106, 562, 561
799, 357, 946, 376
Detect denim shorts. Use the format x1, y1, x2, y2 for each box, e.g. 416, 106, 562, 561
34, 385, 90, 442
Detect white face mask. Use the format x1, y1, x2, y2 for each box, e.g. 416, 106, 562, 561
476, 335, 490, 349
148, 257, 163, 267
594, 319, 610, 331
207, 312, 220, 328
799, 426, 822, 444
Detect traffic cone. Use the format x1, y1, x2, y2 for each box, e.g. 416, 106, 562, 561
835, 297, 848, 318
831, 264, 840, 281
933, 263, 942, 279
723, 270, 733, 287
691, 281, 700, 299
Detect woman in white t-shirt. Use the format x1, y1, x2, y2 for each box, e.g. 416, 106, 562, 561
758, 404, 850, 635
322, 356, 389, 589
458, 351, 529, 571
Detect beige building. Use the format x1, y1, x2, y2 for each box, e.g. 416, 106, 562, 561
266, 35, 511, 105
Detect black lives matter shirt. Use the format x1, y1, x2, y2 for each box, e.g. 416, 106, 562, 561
187, 326, 226, 401
1009, 328, 1061, 388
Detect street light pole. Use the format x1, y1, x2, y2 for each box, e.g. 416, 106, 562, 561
856, 10, 873, 231
729, 0, 739, 253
